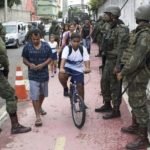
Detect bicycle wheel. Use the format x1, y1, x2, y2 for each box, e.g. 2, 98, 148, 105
71, 95, 86, 129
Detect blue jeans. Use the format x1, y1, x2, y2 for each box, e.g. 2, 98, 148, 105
82, 37, 91, 54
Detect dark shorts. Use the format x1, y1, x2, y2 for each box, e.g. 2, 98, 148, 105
65, 67, 84, 84
51, 52, 57, 60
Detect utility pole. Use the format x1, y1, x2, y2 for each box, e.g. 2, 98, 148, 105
4, 0, 8, 22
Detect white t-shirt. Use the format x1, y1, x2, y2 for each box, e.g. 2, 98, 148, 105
48, 41, 57, 53
61, 45, 89, 73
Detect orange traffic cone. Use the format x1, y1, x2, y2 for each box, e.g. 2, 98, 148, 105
15, 66, 28, 101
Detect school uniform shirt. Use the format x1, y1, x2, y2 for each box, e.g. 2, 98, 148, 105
48, 41, 57, 53
61, 45, 89, 73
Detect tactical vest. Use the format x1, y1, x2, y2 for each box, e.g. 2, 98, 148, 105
103, 23, 129, 58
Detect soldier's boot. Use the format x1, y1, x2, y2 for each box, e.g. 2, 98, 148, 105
121, 114, 139, 134
95, 102, 112, 113
102, 106, 121, 119
9, 112, 31, 134
126, 127, 150, 149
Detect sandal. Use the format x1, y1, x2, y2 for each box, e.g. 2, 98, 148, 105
35, 119, 42, 127
40, 108, 47, 115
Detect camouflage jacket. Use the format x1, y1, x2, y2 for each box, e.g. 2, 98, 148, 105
121, 29, 136, 65
103, 22, 129, 67
121, 24, 150, 79
0, 37, 9, 70
0, 23, 6, 42
98, 22, 111, 44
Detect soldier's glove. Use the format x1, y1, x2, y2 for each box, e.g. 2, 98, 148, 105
3, 68, 9, 79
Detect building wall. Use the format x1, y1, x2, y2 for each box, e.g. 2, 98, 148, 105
0, 8, 30, 22
0, 0, 35, 22
98, 0, 150, 30
37, 0, 60, 19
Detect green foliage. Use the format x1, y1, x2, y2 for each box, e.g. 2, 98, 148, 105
0, 0, 21, 8
89, 0, 105, 12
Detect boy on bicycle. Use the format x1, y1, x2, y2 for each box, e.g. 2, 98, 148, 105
59, 32, 91, 100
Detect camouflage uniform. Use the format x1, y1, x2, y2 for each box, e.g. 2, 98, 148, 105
102, 23, 129, 111
120, 4, 150, 149
0, 36, 31, 134
0, 23, 6, 42
95, 7, 129, 116
100, 22, 111, 99
0, 37, 17, 114
121, 25, 150, 128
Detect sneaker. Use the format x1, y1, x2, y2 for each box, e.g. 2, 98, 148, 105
40, 108, 47, 115
11, 124, 31, 134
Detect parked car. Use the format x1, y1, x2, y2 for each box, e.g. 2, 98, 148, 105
3, 21, 26, 48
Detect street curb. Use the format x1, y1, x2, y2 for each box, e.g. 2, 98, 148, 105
0, 105, 8, 127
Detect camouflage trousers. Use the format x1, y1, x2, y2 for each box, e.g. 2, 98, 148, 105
101, 59, 121, 108
128, 78, 149, 128
0, 73, 17, 114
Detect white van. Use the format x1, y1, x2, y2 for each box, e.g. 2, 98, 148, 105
3, 21, 26, 48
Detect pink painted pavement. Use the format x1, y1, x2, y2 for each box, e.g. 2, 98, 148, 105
0, 43, 144, 150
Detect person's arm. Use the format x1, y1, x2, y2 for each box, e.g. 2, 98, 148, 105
36, 44, 52, 70
23, 57, 37, 70
84, 60, 91, 73
114, 26, 129, 74
83, 47, 91, 73
89, 24, 93, 36
60, 32, 68, 51
36, 58, 51, 70
121, 32, 150, 77
59, 59, 66, 73
59, 46, 69, 73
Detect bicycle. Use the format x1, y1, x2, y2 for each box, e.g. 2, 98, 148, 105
67, 71, 90, 129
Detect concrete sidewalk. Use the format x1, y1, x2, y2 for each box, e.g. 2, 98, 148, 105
0, 43, 148, 150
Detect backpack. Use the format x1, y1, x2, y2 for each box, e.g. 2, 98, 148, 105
68, 45, 83, 57
58, 39, 84, 69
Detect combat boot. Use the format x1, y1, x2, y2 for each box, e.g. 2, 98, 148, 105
121, 114, 139, 134
95, 102, 112, 113
103, 107, 121, 119
126, 127, 149, 149
9, 112, 31, 134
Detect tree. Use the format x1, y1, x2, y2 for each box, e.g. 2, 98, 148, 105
89, 0, 105, 19
0, 0, 21, 8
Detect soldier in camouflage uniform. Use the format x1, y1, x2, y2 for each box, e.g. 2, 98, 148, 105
95, 6, 129, 119
0, 37, 31, 134
0, 22, 6, 43
117, 5, 150, 149
95, 13, 112, 113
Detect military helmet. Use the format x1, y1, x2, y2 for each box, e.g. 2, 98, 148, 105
135, 5, 150, 21
104, 6, 121, 17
